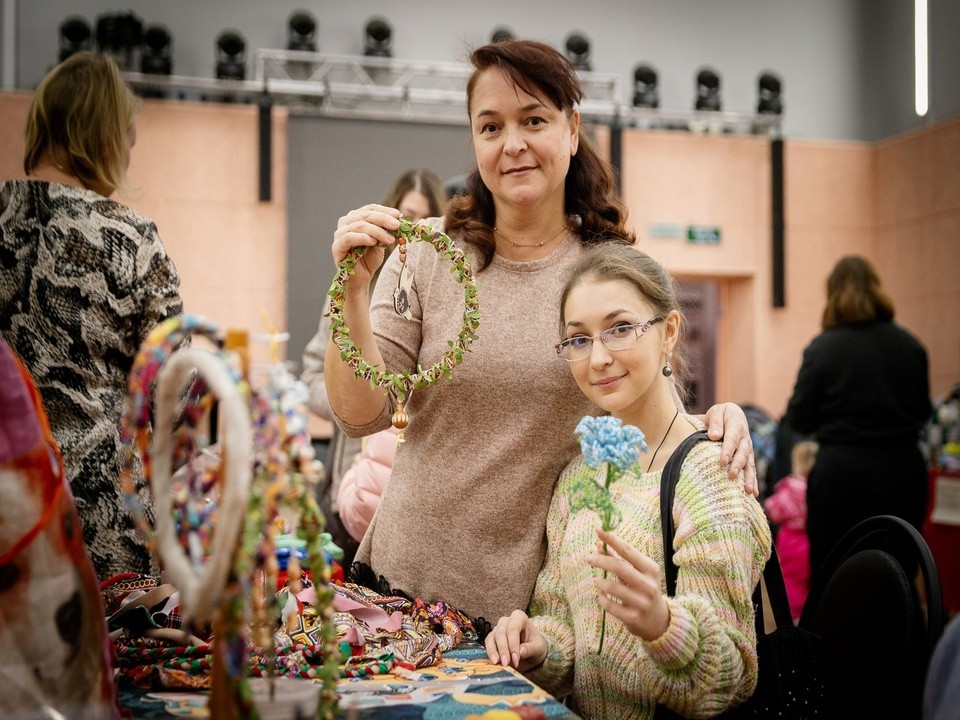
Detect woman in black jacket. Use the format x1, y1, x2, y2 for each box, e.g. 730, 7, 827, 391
785, 255, 931, 581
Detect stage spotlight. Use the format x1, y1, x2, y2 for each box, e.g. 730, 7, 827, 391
215, 31, 247, 81
58, 16, 92, 62
140, 25, 172, 75
564, 33, 591, 71
364, 17, 392, 58
757, 72, 783, 114
490, 27, 515, 43
632, 64, 659, 108
287, 11, 317, 52
95, 11, 143, 70
694, 67, 721, 111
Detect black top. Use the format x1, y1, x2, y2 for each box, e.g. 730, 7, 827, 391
785, 320, 931, 447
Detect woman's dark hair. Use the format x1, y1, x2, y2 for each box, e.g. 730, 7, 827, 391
822, 255, 895, 329
445, 39, 634, 269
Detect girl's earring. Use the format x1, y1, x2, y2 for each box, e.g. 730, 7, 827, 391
662, 357, 673, 377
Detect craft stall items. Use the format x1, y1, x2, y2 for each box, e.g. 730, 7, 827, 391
116, 314, 339, 719
136, 643, 574, 720
924, 383, 960, 615
334, 644, 565, 720
327, 217, 480, 442
110, 223, 483, 716
0, 336, 120, 720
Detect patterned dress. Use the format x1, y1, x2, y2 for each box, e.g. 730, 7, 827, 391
0, 180, 182, 580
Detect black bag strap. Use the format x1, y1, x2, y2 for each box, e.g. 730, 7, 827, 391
659, 431, 710, 597
658, 431, 793, 633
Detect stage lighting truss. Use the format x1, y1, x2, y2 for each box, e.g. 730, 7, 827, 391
119, 48, 780, 136
255, 49, 622, 124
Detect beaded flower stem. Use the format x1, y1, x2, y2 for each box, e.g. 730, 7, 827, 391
597, 462, 615, 654
567, 416, 648, 655
327, 219, 480, 441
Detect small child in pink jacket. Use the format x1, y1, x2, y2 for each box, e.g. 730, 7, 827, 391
336, 427, 400, 543
764, 440, 818, 623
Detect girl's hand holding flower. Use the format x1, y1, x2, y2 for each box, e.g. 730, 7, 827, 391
588, 528, 670, 642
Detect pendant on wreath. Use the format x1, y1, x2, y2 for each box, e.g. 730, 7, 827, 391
394, 235, 414, 319
392, 402, 409, 443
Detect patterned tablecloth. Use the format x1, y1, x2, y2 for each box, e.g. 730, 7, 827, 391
119, 643, 579, 720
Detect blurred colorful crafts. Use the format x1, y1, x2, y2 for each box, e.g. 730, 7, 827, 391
119, 314, 339, 719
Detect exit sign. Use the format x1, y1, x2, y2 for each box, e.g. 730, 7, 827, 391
686, 226, 722, 245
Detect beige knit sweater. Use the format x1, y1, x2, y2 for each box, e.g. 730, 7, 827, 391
337, 231, 599, 620
528, 436, 772, 720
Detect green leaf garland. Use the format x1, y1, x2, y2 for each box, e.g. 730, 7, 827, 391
327, 219, 480, 406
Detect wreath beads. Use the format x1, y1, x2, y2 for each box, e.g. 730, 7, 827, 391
327, 219, 480, 441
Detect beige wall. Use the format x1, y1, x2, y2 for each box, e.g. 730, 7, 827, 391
875, 117, 960, 399
621, 132, 771, 412
0, 92, 288, 344
772, 141, 877, 412
2, 91, 956, 415
620, 124, 955, 418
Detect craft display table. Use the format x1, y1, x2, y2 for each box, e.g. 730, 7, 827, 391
119, 643, 578, 719
925, 467, 960, 614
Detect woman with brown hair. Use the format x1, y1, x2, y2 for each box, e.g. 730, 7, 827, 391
323, 39, 757, 621
0, 51, 182, 581
785, 255, 931, 580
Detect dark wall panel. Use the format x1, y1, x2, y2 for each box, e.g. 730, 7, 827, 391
286, 117, 475, 368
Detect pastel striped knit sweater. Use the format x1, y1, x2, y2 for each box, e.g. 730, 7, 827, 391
528, 432, 772, 720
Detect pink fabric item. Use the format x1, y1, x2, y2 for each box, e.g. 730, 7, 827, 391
0, 340, 41, 463
331, 592, 404, 632
0, 337, 120, 718
337, 427, 399, 542
764, 474, 811, 621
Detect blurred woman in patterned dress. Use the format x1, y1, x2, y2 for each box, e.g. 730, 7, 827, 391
0, 51, 182, 580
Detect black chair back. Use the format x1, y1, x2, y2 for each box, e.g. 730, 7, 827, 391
799, 515, 945, 720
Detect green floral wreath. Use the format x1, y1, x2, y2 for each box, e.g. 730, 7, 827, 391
327, 218, 479, 413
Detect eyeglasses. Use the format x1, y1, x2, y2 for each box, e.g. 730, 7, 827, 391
555, 316, 664, 362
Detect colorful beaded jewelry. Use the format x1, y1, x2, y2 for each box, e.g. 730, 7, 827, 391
119, 314, 340, 720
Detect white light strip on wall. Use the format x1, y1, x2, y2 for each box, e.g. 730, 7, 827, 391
915, 0, 929, 117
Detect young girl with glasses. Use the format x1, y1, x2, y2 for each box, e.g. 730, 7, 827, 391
485, 241, 772, 720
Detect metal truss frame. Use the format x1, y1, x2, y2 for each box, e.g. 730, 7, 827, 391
122, 49, 781, 136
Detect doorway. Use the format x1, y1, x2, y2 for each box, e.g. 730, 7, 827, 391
676, 279, 719, 415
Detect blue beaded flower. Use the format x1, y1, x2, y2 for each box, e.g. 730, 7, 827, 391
575, 415, 649, 470
569, 415, 647, 654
